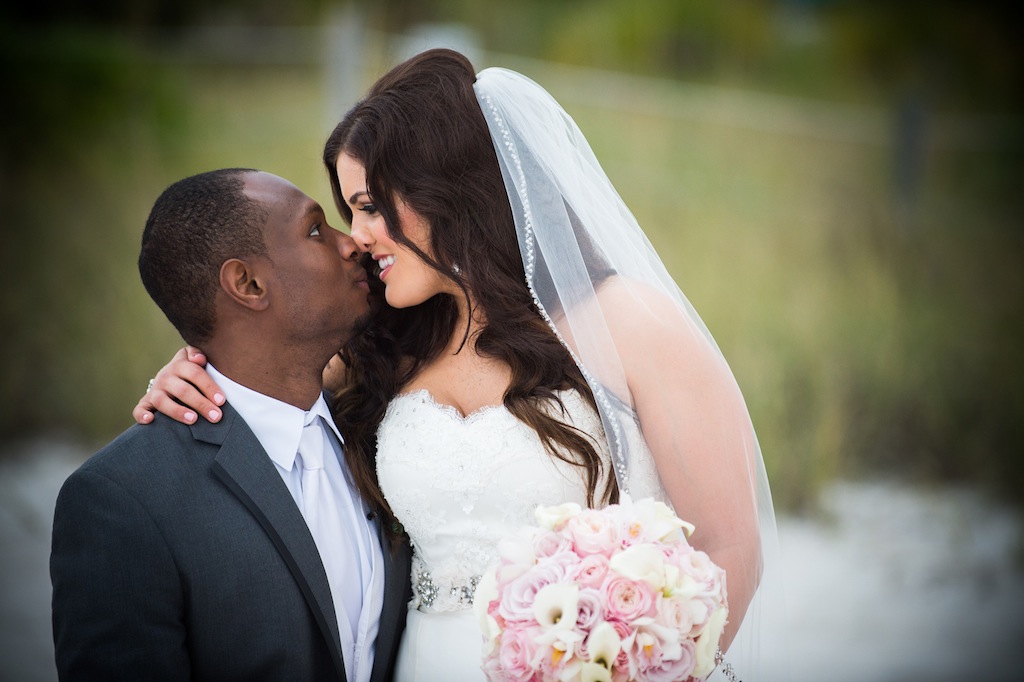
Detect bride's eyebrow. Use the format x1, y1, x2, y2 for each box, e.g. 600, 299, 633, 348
347, 190, 370, 204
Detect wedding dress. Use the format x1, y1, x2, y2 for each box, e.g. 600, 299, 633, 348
377, 388, 666, 681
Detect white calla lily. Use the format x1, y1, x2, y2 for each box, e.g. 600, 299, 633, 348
633, 498, 694, 541
579, 661, 613, 682
533, 582, 580, 630
586, 621, 621, 669
693, 606, 729, 679
534, 626, 584, 675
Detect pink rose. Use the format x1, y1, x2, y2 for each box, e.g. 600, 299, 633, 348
653, 593, 697, 635
481, 650, 505, 682
499, 554, 575, 624
663, 542, 694, 563
572, 553, 611, 589
533, 529, 573, 558
544, 549, 583, 575
574, 588, 605, 632
498, 624, 542, 682
603, 576, 655, 622
566, 509, 623, 557
674, 549, 726, 600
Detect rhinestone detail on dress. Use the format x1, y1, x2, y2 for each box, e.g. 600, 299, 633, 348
414, 567, 481, 612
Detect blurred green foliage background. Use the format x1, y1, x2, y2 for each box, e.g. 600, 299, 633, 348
1, 0, 1021, 513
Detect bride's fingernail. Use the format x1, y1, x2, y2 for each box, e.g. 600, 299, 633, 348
209, 410, 220, 421
214, 393, 225, 405
184, 411, 197, 423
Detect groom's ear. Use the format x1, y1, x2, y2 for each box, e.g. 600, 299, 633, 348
219, 258, 270, 311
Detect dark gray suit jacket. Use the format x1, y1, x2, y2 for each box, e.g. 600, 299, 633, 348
51, 402, 411, 681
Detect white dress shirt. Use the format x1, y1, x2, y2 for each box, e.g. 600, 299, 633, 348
207, 364, 384, 682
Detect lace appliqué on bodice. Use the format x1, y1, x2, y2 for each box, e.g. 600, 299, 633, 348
376, 389, 668, 613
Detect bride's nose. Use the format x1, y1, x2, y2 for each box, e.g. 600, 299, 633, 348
350, 220, 374, 253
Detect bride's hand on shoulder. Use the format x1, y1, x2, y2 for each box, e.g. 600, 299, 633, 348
322, 352, 348, 394
132, 346, 225, 425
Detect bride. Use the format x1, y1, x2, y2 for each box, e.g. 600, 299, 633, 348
139, 49, 787, 680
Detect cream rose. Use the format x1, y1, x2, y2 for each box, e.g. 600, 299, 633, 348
535, 502, 582, 530
609, 543, 668, 590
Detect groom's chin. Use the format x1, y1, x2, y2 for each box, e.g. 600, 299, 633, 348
351, 306, 375, 336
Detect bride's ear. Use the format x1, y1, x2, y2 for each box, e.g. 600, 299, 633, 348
219, 258, 269, 311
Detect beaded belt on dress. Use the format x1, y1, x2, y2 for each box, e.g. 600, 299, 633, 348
412, 564, 482, 613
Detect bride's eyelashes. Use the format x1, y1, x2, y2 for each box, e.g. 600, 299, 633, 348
359, 203, 378, 216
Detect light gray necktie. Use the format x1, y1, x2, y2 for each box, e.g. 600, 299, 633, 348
299, 413, 362, 641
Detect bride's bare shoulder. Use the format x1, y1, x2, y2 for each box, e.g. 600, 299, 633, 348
592, 275, 727, 381
595, 276, 700, 336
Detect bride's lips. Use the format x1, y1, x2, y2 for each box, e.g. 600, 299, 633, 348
375, 253, 395, 281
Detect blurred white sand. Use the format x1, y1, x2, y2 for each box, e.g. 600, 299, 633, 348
2, 440, 1023, 682
0, 441, 82, 682
776, 480, 1024, 681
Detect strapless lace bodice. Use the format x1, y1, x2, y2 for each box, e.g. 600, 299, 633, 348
376, 389, 667, 614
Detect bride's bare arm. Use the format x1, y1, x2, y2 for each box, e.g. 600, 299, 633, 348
600, 280, 761, 651
134, 347, 348, 425
132, 346, 225, 425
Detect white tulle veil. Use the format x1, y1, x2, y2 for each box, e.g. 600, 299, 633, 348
473, 67, 790, 680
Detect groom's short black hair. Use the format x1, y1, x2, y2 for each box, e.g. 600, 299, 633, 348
139, 168, 268, 344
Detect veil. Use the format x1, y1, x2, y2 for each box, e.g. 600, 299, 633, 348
474, 67, 790, 680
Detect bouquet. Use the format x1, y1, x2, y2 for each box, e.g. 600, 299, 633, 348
474, 498, 729, 682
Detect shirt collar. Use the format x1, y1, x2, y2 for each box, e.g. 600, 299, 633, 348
207, 364, 344, 472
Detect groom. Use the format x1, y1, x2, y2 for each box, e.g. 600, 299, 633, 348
50, 169, 411, 681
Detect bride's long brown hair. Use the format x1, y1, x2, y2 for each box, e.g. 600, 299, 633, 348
324, 49, 617, 537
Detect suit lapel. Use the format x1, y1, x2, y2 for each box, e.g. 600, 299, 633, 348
196, 406, 347, 682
